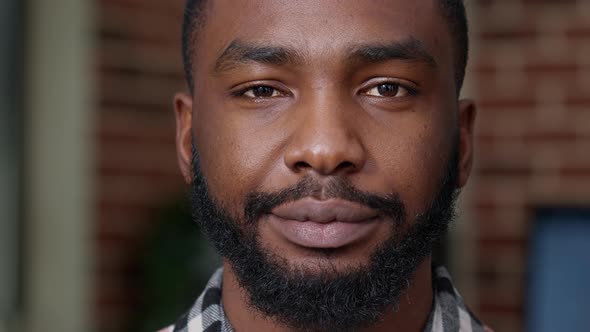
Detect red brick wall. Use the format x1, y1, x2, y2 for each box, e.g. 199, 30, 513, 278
469, 1, 590, 331
96, 0, 185, 331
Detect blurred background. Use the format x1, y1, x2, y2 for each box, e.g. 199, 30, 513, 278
1, 0, 589, 331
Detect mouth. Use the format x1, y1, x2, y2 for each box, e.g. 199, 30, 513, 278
267, 198, 382, 249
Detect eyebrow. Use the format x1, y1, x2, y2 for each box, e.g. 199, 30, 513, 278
347, 38, 437, 68
213, 40, 304, 74
213, 37, 437, 74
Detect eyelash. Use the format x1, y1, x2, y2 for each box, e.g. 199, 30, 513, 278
231, 81, 419, 99
231, 85, 288, 99
362, 82, 419, 98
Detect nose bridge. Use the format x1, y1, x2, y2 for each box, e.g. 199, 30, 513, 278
284, 88, 367, 175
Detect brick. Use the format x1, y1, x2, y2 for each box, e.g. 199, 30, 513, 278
99, 70, 185, 110
477, 208, 530, 239
476, 109, 533, 138
529, 174, 590, 205
476, 2, 527, 32
98, 174, 183, 207
478, 274, 524, 313
475, 146, 531, 172
97, 204, 154, 239
477, 245, 526, 282
98, 139, 181, 176
99, 2, 181, 47
100, 38, 183, 77
98, 107, 177, 144
465, 1, 590, 331
94, 1, 187, 331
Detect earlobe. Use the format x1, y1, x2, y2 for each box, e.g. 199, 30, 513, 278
457, 99, 477, 188
173, 92, 194, 184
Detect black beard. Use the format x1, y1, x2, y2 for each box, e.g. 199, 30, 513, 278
189, 141, 459, 332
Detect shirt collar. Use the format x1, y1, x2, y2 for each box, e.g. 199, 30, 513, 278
169, 264, 485, 332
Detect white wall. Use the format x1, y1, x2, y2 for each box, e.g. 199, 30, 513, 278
24, 0, 95, 331
0, 0, 23, 330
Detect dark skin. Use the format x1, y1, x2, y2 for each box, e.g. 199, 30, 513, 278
174, 0, 476, 331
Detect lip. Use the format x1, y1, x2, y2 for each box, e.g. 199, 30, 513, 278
271, 198, 378, 223
268, 198, 381, 249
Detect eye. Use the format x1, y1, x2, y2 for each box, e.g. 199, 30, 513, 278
242, 85, 283, 98
364, 83, 412, 98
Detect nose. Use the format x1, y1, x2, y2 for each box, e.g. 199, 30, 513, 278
283, 97, 367, 176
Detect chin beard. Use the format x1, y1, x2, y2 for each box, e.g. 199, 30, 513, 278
188, 140, 459, 332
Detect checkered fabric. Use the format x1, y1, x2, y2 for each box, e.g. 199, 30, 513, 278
160, 264, 487, 332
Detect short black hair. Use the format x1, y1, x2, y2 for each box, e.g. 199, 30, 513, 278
182, 0, 207, 92
182, 0, 468, 94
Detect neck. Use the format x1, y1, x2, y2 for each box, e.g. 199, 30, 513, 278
222, 257, 434, 332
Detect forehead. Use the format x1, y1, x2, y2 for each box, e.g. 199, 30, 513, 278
194, 0, 452, 74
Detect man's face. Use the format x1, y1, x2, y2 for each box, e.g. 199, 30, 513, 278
175, 0, 474, 329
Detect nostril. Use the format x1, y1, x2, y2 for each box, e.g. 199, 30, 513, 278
294, 161, 312, 171
337, 161, 356, 171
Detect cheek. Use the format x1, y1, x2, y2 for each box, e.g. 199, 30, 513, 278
368, 110, 454, 219
193, 104, 288, 209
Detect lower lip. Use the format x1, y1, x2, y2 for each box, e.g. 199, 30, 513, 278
267, 215, 381, 249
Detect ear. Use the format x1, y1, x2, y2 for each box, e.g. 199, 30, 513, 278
174, 92, 194, 184
457, 99, 476, 188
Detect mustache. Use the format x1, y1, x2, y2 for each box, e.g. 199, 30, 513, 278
244, 176, 406, 225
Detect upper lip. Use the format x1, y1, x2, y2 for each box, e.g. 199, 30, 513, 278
270, 198, 378, 223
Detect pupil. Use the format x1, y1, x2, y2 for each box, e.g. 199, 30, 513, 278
254, 86, 274, 97
377, 84, 398, 96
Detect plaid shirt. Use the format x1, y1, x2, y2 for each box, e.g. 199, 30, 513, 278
161, 264, 488, 332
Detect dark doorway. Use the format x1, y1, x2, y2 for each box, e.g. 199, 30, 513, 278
528, 208, 590, 332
